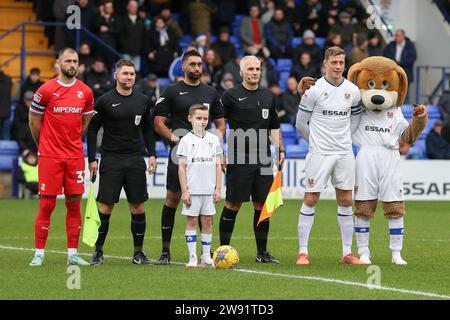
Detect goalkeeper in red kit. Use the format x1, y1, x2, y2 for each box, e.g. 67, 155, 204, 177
28, 48, 95, 266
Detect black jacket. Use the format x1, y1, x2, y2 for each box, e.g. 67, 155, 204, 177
119, 15, 146, 55
426, 129, 450, 159
12, 102, 37, 154
20, 77, 44, 102
0, 71, 12, 118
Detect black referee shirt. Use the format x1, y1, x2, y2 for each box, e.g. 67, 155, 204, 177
87, 88, 156, 162
154, 80, 224, 138
220, 84, 280, 164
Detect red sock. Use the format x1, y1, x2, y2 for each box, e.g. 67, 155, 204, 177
34, 196, 57, 249
66, 200, 81, 249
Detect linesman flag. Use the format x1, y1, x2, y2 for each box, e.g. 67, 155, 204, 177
82, 174, 100, 247
257, 169, 283, 226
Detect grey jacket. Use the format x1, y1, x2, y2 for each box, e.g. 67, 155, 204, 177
239, 17, 266, 48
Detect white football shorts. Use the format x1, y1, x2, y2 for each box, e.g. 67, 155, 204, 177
354, 146, 404, 202
181, 195, 216, 216
305, 153, 355, 192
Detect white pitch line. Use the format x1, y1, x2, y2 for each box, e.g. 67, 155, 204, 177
1, 244, 449, 300
1, 236, 449, 242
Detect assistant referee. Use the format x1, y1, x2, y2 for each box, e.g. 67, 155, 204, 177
219, 55, 285, 263
154, 50, 225, 265
87, 59, 157, 265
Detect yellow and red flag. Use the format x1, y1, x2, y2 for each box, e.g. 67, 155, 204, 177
257, 170, 283, 226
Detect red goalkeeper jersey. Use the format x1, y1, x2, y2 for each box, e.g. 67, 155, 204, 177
31, 78, 94, 159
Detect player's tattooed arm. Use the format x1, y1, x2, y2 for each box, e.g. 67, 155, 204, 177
154, 116, 180, 145
28, 112, 43, 147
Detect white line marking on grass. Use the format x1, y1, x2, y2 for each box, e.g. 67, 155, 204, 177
1, 244, 449, 299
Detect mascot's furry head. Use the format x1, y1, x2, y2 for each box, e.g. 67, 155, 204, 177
347, 56, 408, 111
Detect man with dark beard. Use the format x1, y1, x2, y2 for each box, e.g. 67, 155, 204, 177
153, 50, 225, 265
28, 47, 95, 267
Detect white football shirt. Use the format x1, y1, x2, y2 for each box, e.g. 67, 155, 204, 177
299, 77, 361, 154
176, 131, 223, 195
352, 106, 409, 149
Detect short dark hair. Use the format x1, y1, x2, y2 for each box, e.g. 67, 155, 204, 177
30, 67, 40, 75
115, 59, 135, 71
189, 104, 209, 115
182, 50, 202, 63
58, 47, 77, 58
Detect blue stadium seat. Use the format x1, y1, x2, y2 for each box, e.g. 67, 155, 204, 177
279, 71, 290, 92
316, 37, 326, 48
229, 35, 240, 49
407, 140, 426, 159
427, 105, 441, 118
156, 141, 169, 157
277, 59, 292, 72
283, 137, 297, 145
286, 139, 308, 159
268, 58, 276, 68
157, 77, 172, 88
401, 104, 413, 119
179, 35, 193, 49
0, 140, 19, 154
0, 156, 17, 170
292, 37, 302, 48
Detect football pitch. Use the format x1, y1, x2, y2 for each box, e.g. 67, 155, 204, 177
0, 199, 449, 300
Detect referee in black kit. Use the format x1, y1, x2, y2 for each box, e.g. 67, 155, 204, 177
219, 55, 285, 263
153, 50, 225, 265
87, 59, 157, 265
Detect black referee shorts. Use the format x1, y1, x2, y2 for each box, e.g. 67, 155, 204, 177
97, 155, 148, 205
166, 152, 181, 192
225, 163, 273, 203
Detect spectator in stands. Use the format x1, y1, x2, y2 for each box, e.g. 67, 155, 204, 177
426, 120, 450, 159
140, 73, 161, 109
146, 0, 171, 17
53, 0, 74, 51
84, 59, 114, 98
76, 42, 94, 80
120, 0, 146, 72
0, 69, 12, 140
240, 5, 270, 57
147, 16, 181, 77
12, 91, 37, 156
65, 0, 96, 49
200, 69, 211, 85
265, 8, 294, 59
383, 29, 417, 103
211, 27, 236, 65
329, 11, 356, 48
280, 76, 300, 124
269, 83, 282, 111
279, 0, 297, 24
188, 0, 217, 44
294, 0, 323, 36
212, 0, 238, 35
321, 32, 342, 60
138, 6, 152, 32
259, 0, 275, 25
350, 34, 368, 66
160, 5, 183, 41
18, 151, 39, 198
293, 29, 322, 70
367, 31, 383, 57
204, 49, 223, 88
218, 72, 235, 95
193, 33, 209, 57
20, 68, 44, 103
442, 120, 450, 143
257, 54, 279, 88
437, 81, 450, 122
223, 55, 243, 85
290, 51, 319, 82
95, 0, 119, 70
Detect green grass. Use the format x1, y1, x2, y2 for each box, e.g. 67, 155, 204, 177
0, 199, 449, 299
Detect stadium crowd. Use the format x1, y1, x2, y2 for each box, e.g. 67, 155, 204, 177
1, 0, 450, 164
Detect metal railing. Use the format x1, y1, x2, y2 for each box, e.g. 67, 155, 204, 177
416, 65, 450, 104
0, 21, 122, 83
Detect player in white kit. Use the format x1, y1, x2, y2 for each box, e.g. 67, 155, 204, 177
348, 57, 428, 265
177, 104, 223, 268
295, 46, 364, 265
